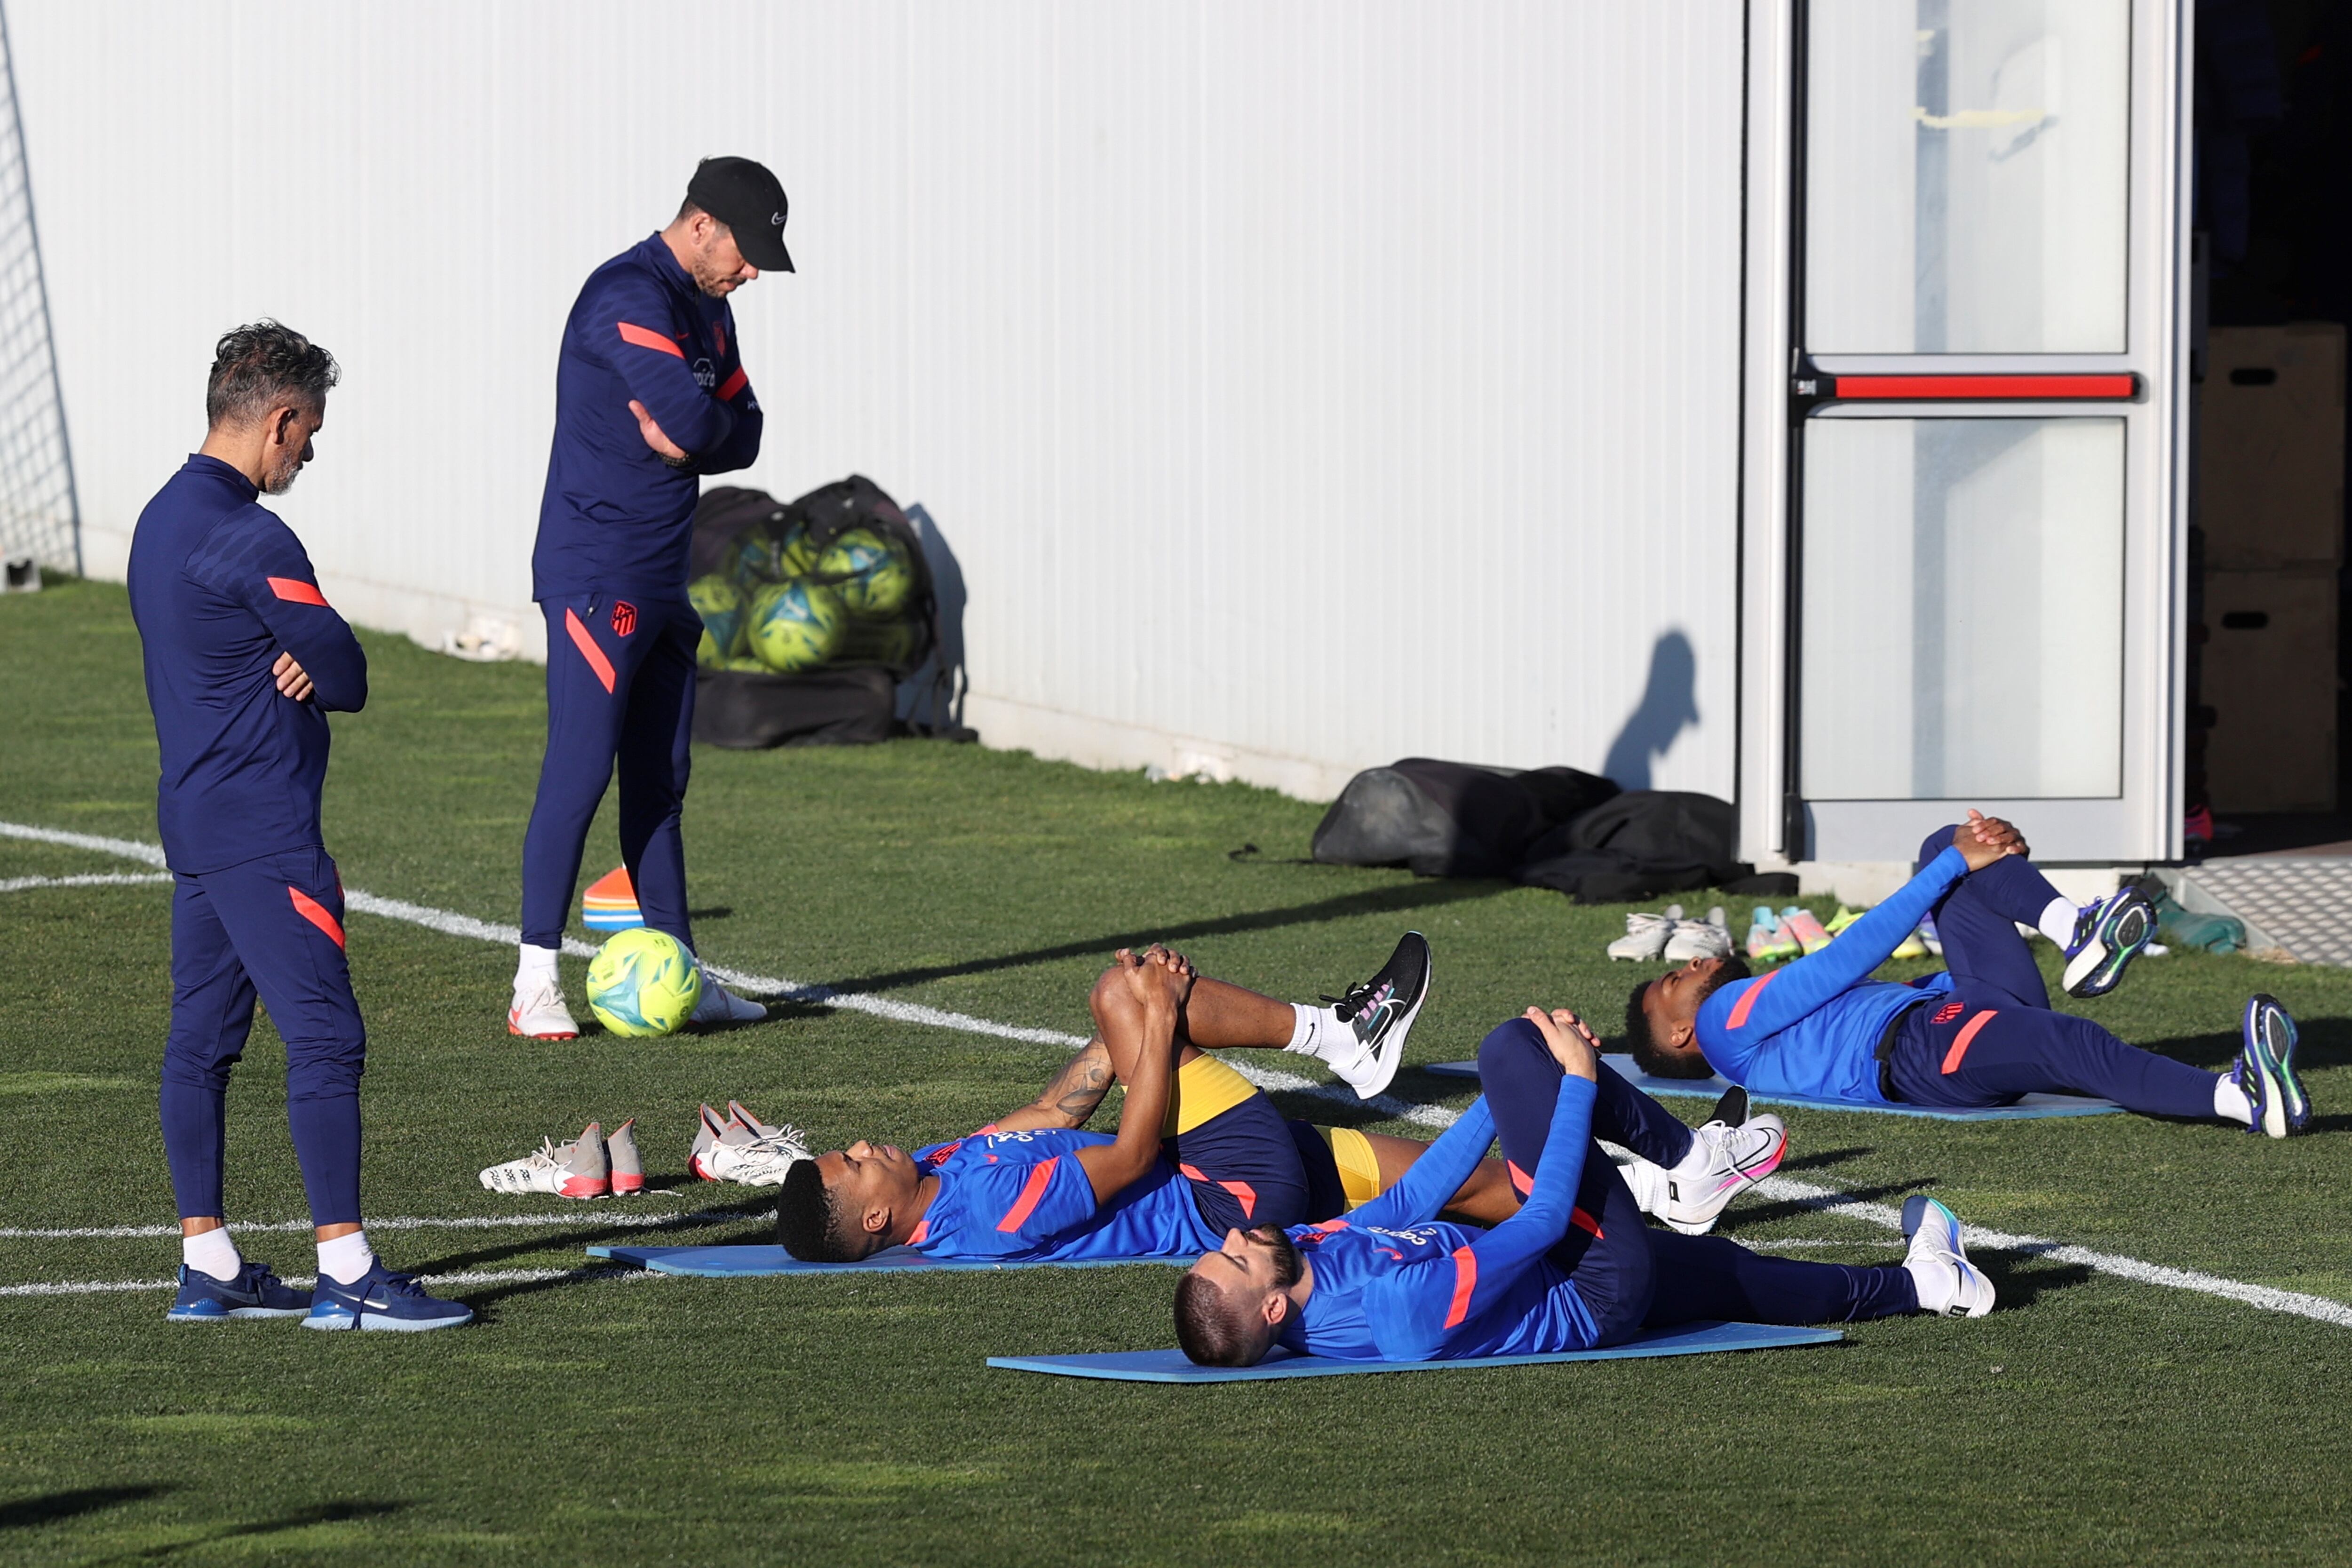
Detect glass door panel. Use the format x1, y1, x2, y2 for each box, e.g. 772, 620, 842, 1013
1805, 0, 2132, 354
1800, 416, 2126, 801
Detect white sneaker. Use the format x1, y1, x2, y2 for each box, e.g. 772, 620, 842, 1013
689, 1102, 810, 1186
1660, 1111, 1786, 1234
479, 1122, 609, 1198
508, 982, 580, 1041
1607, 912, 1674, 962
1901, 1195, 1995, 1318
1663, 905, 1733, 963
690, 980, 768, 1026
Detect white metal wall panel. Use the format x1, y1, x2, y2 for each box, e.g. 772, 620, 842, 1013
12, 1, 1745, 802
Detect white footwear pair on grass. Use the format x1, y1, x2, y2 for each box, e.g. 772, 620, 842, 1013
1607, 904, 1732, 964
479, 1119, 644, 1199
691, 1101, 811, 1187
506, 976, 766, 1040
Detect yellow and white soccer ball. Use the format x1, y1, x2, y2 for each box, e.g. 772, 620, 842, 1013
585, 927, 703, 1037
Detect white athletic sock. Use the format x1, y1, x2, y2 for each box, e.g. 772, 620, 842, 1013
2037, 897, 2081, 948
515, 943, 560, 990
2213, 1075, 2254, 1127
317, 1230, 378, 1286
182, 1227, 242, 1282
1283, 1002, 1345, 1060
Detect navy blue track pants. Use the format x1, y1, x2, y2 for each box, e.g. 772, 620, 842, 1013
1475, 1020, 1917, 1333
161, 848, 366, 1226
1885, 828, 2217, 1119
520, 594, 699, 953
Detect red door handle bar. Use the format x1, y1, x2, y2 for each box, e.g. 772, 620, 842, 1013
1825, 373, 2139, 401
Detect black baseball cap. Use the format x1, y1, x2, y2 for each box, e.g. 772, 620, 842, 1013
685, 156, 794, 273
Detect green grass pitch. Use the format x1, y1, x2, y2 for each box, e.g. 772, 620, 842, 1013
2, 576, 2348, 1564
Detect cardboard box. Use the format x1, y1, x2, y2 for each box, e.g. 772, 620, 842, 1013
2202, 567, 2338, 812
2201, 324, 2345, 571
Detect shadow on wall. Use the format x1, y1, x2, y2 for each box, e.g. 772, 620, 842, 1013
1600, 629, 1699, 790
901, 503, 968, 732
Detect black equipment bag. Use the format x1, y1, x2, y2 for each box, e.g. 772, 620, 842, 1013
1310, 758, 1621, 877
692, 665, 898, 749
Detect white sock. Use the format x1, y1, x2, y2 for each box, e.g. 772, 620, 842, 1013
2037, 897, 2081, 948
317, 1230, 378, 1285
2213, 1075, 2254, 1126
182, 1227, 243, 1282
515, 943, 559, 990
1283, 1002, 1345, 1060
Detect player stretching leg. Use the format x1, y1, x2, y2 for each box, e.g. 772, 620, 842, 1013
1628, 814, 2312, 1136
511, 158, 795, 1039
772, 936, 1511, 1263
1175, 1007, 1984, 1369
129, 324, 468, 1330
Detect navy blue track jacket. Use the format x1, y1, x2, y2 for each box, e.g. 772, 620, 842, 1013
531, 233, 763, 601
127, 455, 368, 875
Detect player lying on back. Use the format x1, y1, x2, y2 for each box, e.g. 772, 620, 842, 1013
775, 938, 1529, 1263
1626, 813, 2312, 1136
1174, 1006, 1990, 1368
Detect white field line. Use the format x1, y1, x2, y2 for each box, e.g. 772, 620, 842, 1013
5, 819, 2344, 1329
0, 872, 174, 893
0, 1265, 660, 1298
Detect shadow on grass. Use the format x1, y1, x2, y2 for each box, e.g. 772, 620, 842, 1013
131, 1499, 406, 1558
2140, 1014, 2350, 1073
0, 1485, 170, 1530
1730, 1181, 1927, 1230
1976, 1252, 2096, 1310
813, 878, 1515, 997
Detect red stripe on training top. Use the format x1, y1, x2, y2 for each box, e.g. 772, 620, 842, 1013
906, 1219, 930, 1247
995, 1157, 1058, 1233
288, 887, 345, 949
267, 576, 329, 607
1570, 1206, 1603, 1240
616, 321, 686, 358
716, 366, 749, 401
1725, 970, 1779, 1030
1442, 1245, 1479, 1329
1507, 1160, 1534, 1197
1942, 1010, 1998, 1074
1830, 374, 2137, 401
564, 609, 617, 694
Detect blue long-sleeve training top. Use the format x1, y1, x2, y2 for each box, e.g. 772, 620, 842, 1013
531, 233, 763, 601
127, 455, 368, 875
1695, 845, 1969, 1102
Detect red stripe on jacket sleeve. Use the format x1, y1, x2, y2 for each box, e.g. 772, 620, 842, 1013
267, 576, 329, 607
716, 366, 749, 401
1942, 1011, 1998, 1074
1442, 1244, 1479, 1329
616, 321, 686, 358
995, 1157, 1059, 1233
288, 887, 345, 949
1725, 970, 1778, 1030
564, 609, 617, 694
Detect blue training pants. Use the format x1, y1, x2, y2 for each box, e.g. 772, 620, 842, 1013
1476, 1019, 1918, 1329
161, 848, 366, 1226
1884, 827, 2217, 1119
520, 594, 699, 953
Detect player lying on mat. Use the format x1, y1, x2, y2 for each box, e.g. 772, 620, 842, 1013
1626, 814, 2312, 1137
1174, 1005, 1991, 1368
776, 938, 1530, 1264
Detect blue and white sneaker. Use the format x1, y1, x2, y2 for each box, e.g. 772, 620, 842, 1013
2061, 887, 2157, 998
302, 1262, 474, 1333
164, 1260, 311, 1323
2231, 994, 2310, 1139
1318, 932, 1431, 1101
1900, 1195, 1994, 1318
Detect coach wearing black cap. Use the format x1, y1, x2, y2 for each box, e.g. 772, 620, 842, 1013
509, 157, 793, 1039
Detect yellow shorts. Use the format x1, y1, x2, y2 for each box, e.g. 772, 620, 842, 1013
1316, 1123, 1387, 1208
1160, 1053, 1260, 1136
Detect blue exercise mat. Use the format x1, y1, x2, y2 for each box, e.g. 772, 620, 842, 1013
987, 1319, 1842, 1382
588, 1243, 1191, 1277
1422, 1054, 2120, 1120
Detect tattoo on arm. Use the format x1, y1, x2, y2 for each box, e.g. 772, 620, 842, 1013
1041, 1040, 1115, 1126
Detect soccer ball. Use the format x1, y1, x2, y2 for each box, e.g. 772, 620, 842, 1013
586, 927, 702, 1037
727, 525, 792, 589
816, 528, 914, 620
747, 580, 846, 673
687, 574, 744, 667
776, 524, 819, 578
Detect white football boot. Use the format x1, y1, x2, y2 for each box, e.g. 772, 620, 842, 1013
1607, 911, 1675, 963
690, 980, 768, 1027
607, 1117, 645, 1195
690, 1102, 810, 1186
479, 1122, 610, 1199
1901, 1195, 1995, 1318
508, 981, 580, 1041
1663, 906, 1733, 963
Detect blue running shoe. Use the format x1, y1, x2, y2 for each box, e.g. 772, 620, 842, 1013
2231, 994, 2310, 1139
2061, 887, 2157, 998
302, 1262, 474, 1333
164, 1260, 310, 1323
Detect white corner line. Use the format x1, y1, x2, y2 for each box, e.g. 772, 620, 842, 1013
5, 819, 2344, 1331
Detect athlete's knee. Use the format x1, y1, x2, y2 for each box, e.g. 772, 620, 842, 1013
1919, 824, 1963, 873
1476, 1016, 1552, 1080
284, 1035, 367, 1100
